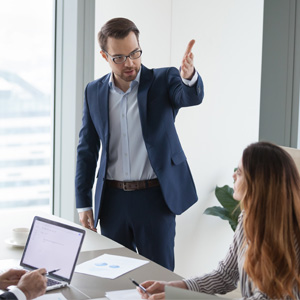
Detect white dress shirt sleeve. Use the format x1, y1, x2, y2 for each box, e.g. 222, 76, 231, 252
181, 69, 198, 86
9, 287, 26, 300
77, 207, 92, 213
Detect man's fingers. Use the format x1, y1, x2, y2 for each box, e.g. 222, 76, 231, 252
187, 52, 194, 62
79, 211, 97, 232
36, 268, 47, 275
86, 216, 97, 231
182, 53, 194, 66
79, 211, 92, 227
81, 217, 88, 227
88, 220, 97, 232
184, 39, 195, 56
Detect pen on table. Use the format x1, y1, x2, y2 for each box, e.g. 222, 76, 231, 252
43, 269, 60, 276
130, 278, 151, 296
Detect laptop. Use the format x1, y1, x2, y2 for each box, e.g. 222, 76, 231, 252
20, 216, 85, 291
165, 286, 228, 300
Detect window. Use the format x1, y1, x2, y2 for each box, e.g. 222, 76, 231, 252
0, 0, 55, 214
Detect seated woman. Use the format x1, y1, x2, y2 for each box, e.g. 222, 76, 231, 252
138, 141, 300, 299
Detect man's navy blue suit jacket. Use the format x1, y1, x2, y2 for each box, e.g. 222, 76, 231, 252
0, 292, 18, 299
75, 65, 204, 227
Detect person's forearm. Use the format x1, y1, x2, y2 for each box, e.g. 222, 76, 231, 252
168, 280, 188, 289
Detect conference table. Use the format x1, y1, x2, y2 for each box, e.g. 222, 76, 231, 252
1, 209, 183, 300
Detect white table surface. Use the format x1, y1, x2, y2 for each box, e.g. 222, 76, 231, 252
0, 208, 240, 299
0, 208, 183, 299
1, 207, 121, 260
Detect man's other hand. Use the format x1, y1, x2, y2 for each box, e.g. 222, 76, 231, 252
79, 210, 97, 232
180, 39, 195, 80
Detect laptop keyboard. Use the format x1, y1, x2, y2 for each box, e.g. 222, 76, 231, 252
0, 268, 61, 288
47, 277, 61, 287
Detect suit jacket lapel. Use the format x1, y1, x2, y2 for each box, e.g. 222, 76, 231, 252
96, 67, 152, 146
138, 65, 153, 137
97, 74, 110, 147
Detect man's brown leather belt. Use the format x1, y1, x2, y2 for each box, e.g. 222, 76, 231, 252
105, 179, 160, 191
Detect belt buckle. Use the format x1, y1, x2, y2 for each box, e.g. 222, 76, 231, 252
122, 182, 135, 192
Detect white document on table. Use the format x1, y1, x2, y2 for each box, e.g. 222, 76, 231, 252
105, 289, 140, 300
75, 254, 149, 279
34, 292, 67, 300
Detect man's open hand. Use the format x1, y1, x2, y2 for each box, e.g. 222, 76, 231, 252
180, 39, 195, 80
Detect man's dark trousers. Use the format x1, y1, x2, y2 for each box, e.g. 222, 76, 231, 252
99, 184, 176, 271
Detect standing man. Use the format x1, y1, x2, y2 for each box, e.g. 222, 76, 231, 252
75, 17, 204, 271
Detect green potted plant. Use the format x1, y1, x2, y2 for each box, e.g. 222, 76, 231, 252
204, 185, 241, 231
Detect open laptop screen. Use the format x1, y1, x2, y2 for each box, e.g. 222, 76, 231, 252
20, 216, 85, 283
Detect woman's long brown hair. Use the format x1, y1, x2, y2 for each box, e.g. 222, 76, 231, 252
241, 142, 300, 299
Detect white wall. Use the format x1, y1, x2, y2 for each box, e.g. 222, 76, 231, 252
94, 0, 264, 278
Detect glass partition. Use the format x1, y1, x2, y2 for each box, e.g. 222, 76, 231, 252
0, 0, 55, 214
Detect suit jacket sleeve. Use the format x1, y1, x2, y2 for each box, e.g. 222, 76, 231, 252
75, 82, 101, 209
138, 65, 204, 214
166, 67, 204, 109
0, 291, 18, 300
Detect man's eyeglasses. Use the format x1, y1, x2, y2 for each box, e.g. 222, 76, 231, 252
104, 49, 142, 64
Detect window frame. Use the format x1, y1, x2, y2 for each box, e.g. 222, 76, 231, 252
53, 0, 95, 222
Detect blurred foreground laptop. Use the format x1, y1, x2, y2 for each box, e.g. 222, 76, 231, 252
165, 286, 228, 300
20, 216, 85, 291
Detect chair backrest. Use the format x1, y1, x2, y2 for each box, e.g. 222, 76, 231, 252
281, 146, 300, 175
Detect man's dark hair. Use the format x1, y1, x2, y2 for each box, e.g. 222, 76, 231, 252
98, 17, 140, 52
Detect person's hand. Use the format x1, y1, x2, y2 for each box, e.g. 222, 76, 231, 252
79, 210, 97, 232
180, 39, 196, 80
137, 280, 188, 300
17, 268, 47, 300
137, 280, 168, 299
0, 269, 27, 290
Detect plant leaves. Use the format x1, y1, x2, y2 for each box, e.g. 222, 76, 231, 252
215, 185, 240, 217
204, 206, 239, 231
204, 206, 235, 222
203, 183, 242, 231
228, 219, 238, 231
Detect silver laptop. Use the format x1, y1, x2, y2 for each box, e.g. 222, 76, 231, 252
165, 286, 228, 300
20, 216, 85, 291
